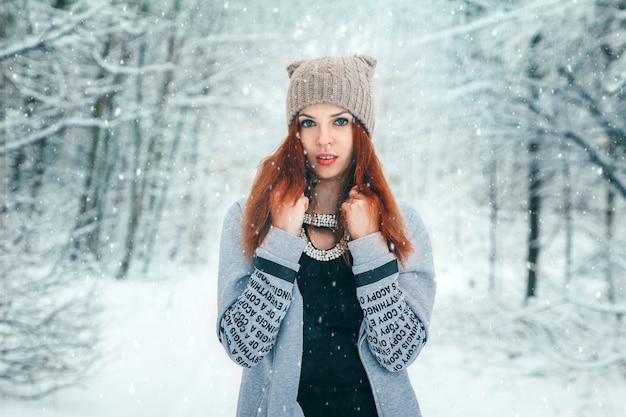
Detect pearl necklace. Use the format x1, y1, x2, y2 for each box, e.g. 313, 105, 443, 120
299, 227, 350, 262
302, 213, 338, 229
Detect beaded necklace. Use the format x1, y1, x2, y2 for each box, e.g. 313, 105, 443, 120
300, 213, 350, 261
303, 213, 338, 230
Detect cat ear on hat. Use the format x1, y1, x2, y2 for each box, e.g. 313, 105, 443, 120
287, 60, 305, 78
357, 55, 377, 77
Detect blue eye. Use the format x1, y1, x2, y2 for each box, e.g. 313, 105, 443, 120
335, 117, 350, 126
300, 119, 315, 128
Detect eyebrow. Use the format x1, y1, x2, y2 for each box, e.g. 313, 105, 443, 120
298, 111, 351, 119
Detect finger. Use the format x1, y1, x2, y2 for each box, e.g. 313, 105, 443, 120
340, 201, 350, 218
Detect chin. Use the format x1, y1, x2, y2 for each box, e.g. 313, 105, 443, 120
310, 163, 351, 182
315, 171, 348, 182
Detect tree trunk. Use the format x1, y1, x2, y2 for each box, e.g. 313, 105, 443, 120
116, 31, 148, 279
561, 146, 573, 289
526, 140, 541, 299
605, 136, 616, 303
72, 36, 116, 259
139, 0, 183, 274
525, 33, 545, 301
488, 156, 498, 293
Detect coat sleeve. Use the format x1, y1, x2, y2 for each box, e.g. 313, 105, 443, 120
216, 201, 306, 368
349, 203, 436, 372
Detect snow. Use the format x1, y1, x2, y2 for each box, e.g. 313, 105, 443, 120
2, 263, 241, 417
3, 237, 624, 417
3, 0, 625, 415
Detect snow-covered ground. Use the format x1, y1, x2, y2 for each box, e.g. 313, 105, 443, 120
3, 1, 625, 415
3, 244, 624, 417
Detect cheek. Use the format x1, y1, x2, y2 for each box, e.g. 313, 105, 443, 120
340, 138, 354, 156
305, 152, 317, 167
337, 129, 354, 151
300, 144, 316, 166
299, 134, 313, 151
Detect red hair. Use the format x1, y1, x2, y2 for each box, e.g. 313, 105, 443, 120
242, 120, 414, 265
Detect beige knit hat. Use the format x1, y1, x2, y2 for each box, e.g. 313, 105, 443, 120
286, 55, 377, 137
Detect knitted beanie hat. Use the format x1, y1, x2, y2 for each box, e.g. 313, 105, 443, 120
286, 55, 377, 137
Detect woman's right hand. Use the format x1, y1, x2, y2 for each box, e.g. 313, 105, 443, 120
270, 188, 308, 236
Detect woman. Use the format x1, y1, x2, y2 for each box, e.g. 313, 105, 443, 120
216, 55, 436, 417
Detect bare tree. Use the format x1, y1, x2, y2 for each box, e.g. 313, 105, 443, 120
525, 33, 546, 300
0, 260, 101, 399
0, 0, 137, 399
442, 0, 626, 367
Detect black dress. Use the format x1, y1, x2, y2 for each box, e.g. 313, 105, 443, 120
297, 253, 378, 417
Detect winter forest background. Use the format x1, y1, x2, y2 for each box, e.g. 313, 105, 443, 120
1, 0, 625, 416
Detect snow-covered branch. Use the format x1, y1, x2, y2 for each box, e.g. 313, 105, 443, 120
563, 131, 626, 200
90, 50, 177, 76
0, 110, 152, 155
0, 5, 105, 60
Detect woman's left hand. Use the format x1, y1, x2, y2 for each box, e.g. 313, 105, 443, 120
341, 186, 380, 240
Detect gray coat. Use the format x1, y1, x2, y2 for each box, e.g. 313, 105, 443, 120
216, 199, 436, 416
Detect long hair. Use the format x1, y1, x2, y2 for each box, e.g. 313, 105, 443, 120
242, 119, 414, 265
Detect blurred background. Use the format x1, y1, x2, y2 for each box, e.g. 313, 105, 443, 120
1, 0, 625, 415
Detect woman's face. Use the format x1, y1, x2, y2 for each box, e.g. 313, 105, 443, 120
298, 103, 354, 182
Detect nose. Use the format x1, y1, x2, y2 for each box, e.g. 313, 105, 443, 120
316, 124, 333, 146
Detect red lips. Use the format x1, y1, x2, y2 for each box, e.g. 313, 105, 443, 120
315, 154, 337, 166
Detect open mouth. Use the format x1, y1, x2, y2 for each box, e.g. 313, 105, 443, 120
316, 154, 337, 166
